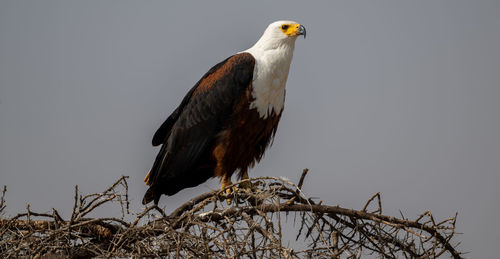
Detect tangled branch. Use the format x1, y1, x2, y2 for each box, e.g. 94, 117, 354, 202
0, 170, 463, 258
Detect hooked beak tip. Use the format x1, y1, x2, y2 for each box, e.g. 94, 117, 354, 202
298, 24, 306, 38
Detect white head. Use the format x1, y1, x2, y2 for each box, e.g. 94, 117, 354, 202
251, 20, 306, 51
243, 20, 306, 118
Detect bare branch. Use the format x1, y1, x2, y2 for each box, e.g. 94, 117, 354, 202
0, 172, 463, 258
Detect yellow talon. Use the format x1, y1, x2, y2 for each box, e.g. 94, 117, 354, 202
221, 175, 233, 205
239, 170, 255, 191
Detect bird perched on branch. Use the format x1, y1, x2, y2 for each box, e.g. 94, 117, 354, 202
143, 20, 306, 205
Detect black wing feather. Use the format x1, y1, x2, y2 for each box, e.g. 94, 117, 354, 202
144, 53, 255, 204
151, 56, 232, 146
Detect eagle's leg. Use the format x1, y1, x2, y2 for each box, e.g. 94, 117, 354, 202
239, 170, 252, 189
221, 174, 233, 205
239, 170, 259, 192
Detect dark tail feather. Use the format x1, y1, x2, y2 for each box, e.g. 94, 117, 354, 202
142, 187, 156, 205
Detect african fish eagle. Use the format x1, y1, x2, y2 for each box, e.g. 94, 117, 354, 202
142, 20, 306, 205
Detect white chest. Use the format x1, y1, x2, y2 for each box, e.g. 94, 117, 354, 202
245, 49, 293, 118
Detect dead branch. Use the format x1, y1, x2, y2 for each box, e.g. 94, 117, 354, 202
0, 171, 463, 258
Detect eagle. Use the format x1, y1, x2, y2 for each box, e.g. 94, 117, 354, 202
143, 20, 306, 205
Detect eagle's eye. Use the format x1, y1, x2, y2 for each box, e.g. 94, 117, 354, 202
281, 25, 289, 30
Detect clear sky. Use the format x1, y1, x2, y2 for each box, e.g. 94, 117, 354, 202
1, 1, 499, 258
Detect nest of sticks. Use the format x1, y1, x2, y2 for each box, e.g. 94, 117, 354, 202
0, 169, 463, 258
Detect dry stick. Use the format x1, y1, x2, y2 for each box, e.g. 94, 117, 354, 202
26, 203, 31, 226
0, 186, 6, 213
241, 212, 291, 259
109, 204, 160, 253
362, 192, 381, 213
78, 176, 129, 218
297, 168, 309, 189
68, 185, 78, 238
169, 190, 218, 219
121, 175, 130, 215
77, 195, 119, 221
285, 169, 309, 206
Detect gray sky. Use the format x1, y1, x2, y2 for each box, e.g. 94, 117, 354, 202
1, 1, 499, 257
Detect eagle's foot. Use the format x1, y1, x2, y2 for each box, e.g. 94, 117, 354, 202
238, 171, 259, 192
221, 175, 234, 205
238, 180, 258, 192
224, 188, 234, 205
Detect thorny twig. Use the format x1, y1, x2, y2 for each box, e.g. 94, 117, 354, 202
0, 170, 463, 258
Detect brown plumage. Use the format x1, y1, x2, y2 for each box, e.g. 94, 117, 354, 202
212, 87, 281, 179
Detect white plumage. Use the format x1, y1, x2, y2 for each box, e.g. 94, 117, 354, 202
242, 20, 301, 119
